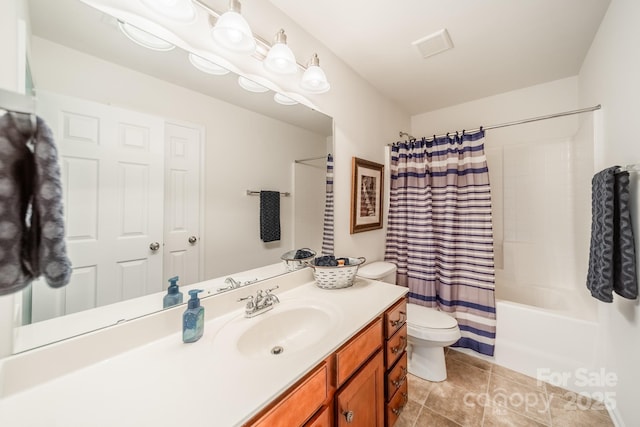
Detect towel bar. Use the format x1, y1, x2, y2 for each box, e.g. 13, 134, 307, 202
246, 190, 290, 197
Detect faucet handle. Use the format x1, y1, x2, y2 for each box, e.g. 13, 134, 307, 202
265, 285, 279, 293
238, 295, 253, 305
238, 294, 255, 311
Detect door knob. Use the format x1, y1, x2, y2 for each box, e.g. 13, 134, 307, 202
188, 236, 198, 244
149, 242, 160, 251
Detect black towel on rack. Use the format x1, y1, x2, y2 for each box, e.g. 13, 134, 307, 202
260, 191, 281, 242
586, 166, 638, 302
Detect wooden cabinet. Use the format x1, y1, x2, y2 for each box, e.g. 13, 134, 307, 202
335, 351, 384, 427
383, 298, 408, 426
245, 297, 406, 427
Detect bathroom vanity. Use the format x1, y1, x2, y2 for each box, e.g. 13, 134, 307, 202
0, 268, 407, 427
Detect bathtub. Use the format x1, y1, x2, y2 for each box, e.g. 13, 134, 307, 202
454, 294, 601, 395
492, 298, 600, 390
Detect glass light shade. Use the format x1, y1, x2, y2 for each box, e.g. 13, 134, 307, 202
264, 43, 297, 75
300, 65, 330, 93
188, 53, 230, 76
212, 11, 256, 53
118, 21, 175, 51
238, 76, 269, 93
140, 0, 197, 23
274, 93, 298, 106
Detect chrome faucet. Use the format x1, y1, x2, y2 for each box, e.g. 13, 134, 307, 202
238, 286, 280, 318
216, 277, 242, 292
217, 277, 259, 292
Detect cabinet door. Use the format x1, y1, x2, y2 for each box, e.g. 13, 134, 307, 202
336, 351, 384, 427
305, 405, 331, 427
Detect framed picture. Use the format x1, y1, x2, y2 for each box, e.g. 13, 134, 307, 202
350, 157, 384, 234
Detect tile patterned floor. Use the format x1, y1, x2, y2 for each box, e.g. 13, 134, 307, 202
395, 349, 614, 427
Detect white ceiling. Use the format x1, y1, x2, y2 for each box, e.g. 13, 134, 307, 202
269, 0, 611, 115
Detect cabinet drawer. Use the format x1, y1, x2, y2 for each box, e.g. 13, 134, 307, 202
386, 379, 409, 427
250, 363, 328, 427
384, 299, 407, 339
385, 323, 407, 370
385, 352, 408, 402
336, 318, 383, 386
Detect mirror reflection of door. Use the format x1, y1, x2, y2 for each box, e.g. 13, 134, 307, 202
27, 92, 201, 323
163, 122, 202, 287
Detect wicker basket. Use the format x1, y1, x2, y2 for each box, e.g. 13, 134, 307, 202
310, 257, 366, 289
281, 248, 316, 272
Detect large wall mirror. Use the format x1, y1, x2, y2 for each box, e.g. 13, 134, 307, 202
14, 0, 333, 353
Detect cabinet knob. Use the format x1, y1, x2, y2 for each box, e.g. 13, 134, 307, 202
343, 410, 354, 423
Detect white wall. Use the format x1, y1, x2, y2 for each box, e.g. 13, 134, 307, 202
29, 37, 327, 279
578, 0, 640, 425
230, 1, 410, 263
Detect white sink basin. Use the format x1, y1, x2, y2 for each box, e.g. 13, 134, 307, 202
215, 299, 341, 359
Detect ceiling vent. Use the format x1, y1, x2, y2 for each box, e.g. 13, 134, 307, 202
412, 29, 453, 59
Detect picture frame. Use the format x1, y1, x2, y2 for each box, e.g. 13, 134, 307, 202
350, 157, 384, 234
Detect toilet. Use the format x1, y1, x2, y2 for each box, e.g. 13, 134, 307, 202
357, 261, 461, 382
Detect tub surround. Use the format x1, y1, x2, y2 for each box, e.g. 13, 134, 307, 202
0, 268, 407, 426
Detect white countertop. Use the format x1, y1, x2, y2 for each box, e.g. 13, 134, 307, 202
0, 272, 406, 427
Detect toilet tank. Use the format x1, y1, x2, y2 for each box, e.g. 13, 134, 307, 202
357, 261, 397, 284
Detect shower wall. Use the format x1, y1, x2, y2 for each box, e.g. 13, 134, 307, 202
485, 123, 597, 320
411, 76, 598, 320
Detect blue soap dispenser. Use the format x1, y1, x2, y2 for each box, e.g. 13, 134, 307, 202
163, 276, 183, 308
183, 289, 204, 343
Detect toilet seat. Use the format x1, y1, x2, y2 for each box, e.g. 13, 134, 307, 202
406, 303, 460, 342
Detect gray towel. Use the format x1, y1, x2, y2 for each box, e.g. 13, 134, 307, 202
586, 166, 638, 302
260, 191, 280, 242
0, 113, 71, 295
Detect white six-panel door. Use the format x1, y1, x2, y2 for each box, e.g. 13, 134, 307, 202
32, 92, 165, 321
163, 122, 202, 287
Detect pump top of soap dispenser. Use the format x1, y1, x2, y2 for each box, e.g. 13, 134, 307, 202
167, 276, 180, 294
187, 289, 203, 309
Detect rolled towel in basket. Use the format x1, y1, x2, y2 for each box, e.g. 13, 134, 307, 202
260, 190, 281, 242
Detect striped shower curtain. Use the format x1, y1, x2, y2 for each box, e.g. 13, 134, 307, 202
384, 131, 496, 356
321, 154, 334, 255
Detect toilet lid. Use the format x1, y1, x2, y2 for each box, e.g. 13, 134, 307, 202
407, 303, 457, 329
357, 261, 396, 279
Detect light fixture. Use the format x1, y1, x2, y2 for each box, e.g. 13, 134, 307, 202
188, 53, 230, 75
211, 0, 256, 53
274, 93, 298, 106
140, 0, 197, 23
300, 54, 330, 94
118, 21, 175, 51
263, 29, 297, 75
238, 76, 269, 93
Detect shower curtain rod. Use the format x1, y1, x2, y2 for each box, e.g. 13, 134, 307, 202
294, 155, 325, 163
391, 104, 601, 144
